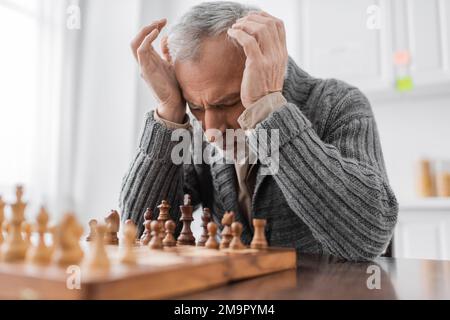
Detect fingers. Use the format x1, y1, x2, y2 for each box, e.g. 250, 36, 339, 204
231, 20, 276, 48
131, 19, 167, 60
137, 28, 159, 58
238, 11, 286, 49
227, 28, 262, 60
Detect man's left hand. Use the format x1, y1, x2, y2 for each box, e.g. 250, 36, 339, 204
227, 11, 288, 108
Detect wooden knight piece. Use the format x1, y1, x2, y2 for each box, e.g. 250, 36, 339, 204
139, 208, 152, 245
219, 211, 235, 249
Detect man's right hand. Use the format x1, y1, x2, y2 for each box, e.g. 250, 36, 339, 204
131, 19, 186, 124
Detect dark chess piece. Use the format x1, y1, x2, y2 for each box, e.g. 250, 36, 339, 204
219, 211, 234, 249
177, 194, 195, 245
139, 208, 152, 245
157, 200, 171, 239
197, 208, 211, 246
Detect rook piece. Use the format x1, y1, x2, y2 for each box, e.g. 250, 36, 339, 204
120, 223, 137, 265
205, 222, 219, 249
86, 223, 110, 269
104, 210, 120, 245
85, 219, 98, 241
162, 220, 176, 247
149, 220, 163, 249
28, 206, 52, 264
230, 221, 245, 250
177, 194, 195, 245
250, 218, 268, 249
197, 208, 211, 246
219, 211, 235, 249
3, 185, 28, 262
53, 213, 84, 266
139, 208, 152, 245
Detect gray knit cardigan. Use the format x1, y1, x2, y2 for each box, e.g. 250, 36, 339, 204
119, 57, 398, 261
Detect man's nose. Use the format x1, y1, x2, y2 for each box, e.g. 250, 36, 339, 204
203, 108, 227, 135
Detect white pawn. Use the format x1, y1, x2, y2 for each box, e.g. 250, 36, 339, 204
3, 185, 28, 262
28, 206, 52, 265
86, 224, 110, 270
120, 223, 137, 265
53, 213, 84, 266
22, 221, 32, 249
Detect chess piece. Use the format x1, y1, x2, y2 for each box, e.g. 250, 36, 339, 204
22, 221, 32, 249
141, 220, 152, 245
120, 223, 137, 265
250, 219, 268, 249
3, 185, 28, 262
148, 220, 163, 250
104, 210, 120, 245
205, 222, 219, 249
86, 219, 98, 241
28, 206, 52, 264
139, 208, 152, 245
53, 213, 84, 266
47, 224, 57, 254
162, 220, 176, 247
0, 196, 5, 245
125, 219, 135, 227
177, 194, 195, 245
219, 211, 234, 249
86, 223, 110, 269
197, 208, 211, 247
230, 222, 245, 250
157, 200, 171, 238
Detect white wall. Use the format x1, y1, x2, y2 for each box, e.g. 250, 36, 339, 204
72, 0, 141, 224
372, 94, 450, 202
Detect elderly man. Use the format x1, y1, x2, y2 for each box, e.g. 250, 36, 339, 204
119, 1, 398, 261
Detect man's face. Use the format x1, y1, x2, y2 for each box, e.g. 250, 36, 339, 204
174, 34, 246, 140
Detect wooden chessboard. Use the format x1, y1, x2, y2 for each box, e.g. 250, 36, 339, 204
0, 244, 296, 299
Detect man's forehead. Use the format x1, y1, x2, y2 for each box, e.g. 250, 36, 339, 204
174, 35, 245, 105
182, 88, 240, 106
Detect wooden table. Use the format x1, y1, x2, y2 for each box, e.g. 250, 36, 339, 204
181, 254, 450, 299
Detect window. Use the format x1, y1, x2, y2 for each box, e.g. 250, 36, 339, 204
0, 0, 40, 191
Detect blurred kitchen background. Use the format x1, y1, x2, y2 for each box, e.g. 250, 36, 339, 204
1, 0, 450, 260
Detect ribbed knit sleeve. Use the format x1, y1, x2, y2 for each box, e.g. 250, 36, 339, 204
250, 90, 398, 261
118, 111, 198, 236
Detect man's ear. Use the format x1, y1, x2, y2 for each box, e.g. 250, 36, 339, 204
161, 35, 172, 64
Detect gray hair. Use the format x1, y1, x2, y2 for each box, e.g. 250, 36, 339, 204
167, 1, 259, 62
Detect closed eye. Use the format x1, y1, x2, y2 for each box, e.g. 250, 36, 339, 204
187, 102, 203, 111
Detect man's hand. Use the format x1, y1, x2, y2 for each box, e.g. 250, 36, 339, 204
131, 19, 186, 123
227, 12, 288, 108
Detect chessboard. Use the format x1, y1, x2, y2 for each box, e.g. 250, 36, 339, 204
0, 186, 297, 300
0, 245, 296, 299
